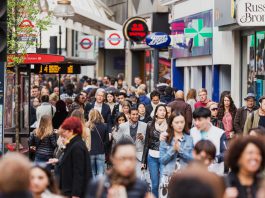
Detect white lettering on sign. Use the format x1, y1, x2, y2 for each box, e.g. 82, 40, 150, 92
237, 0, 265, 26
149, 35, 168, 45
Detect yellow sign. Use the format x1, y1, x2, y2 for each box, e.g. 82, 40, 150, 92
35, 64, 79, 74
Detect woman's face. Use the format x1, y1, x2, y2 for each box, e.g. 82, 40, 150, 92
172, 115, 185, 133
138, 104, 146, 115
30, 168, 49, 195
166, 106, 172, 118
122, 106, 130, 114
107, 94, 114, 103
33, 98, 40, 108
238, 143, 262, 175
224, 97, 231, 108
117, 116, 126, 125
210, 104, 218, 117
156, 106, 167, 119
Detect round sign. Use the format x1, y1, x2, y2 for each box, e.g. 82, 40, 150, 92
146, 32, 171, 49
108, 33, 122, 46
80, 38, 93, 49
123, 17, 149, 42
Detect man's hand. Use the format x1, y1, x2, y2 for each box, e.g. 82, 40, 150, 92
137, 133, 144, 141
160, 132, 168, 141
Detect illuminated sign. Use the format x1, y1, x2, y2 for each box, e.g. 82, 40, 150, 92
33, 64, 81, 74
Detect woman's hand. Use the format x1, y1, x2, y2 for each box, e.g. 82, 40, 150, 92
47, 158, 59, 165
160, 132, 168, 141
174, 141, 180, 152
224, 187, 238, 198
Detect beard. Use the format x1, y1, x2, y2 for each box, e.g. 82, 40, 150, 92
108, 168, 137, 187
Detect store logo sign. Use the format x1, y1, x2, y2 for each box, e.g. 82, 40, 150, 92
146, 32, 171, 48
237, 0, 265, 26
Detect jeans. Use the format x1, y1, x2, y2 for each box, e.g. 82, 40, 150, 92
148, 154, 162, 198
35, 154, 52, 170
90, 154, 105, 178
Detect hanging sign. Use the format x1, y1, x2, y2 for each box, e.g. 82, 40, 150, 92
33, 64, 81, 74
105, 30, 124, 49
123, 17, 149, 42
80, 38, 93, 49
237, 0, 265, 26
146, 32, 171, 48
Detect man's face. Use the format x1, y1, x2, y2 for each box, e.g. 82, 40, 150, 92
130, 110, 139, 123
53, 87, 59, 96
152, 96, 160, 105
246, 98, 255, 109
194, 117, 210, 131
118, 95, 125, 104
199, 91, 207, 103
31, 88, 39, 98
134, 77, 142, 86
112, 145, 136, 177
96, 92, 105, 103
103, 77, 109, 85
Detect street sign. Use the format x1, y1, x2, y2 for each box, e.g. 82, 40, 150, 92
123, 17, 149, 42
80, 38, 93, 49
105, 30, 124, 49
146, 32, 171, 48
237, 0, 265, 26
33, 64, 81, 74
8, 54, 65, 64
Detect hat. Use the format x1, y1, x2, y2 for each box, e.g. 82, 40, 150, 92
244, 93, 256, 101
259, 96, 265, 103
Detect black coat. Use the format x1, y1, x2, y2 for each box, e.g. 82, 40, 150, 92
56, 135, 92, 198
0, 191, 33, 198
52, 111, 68, 129
85, 102, 111, 125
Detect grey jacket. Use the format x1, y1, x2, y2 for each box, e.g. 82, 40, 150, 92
117, 121, 147, 161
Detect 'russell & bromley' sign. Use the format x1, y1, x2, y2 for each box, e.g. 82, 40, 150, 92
237, 0, 265, 26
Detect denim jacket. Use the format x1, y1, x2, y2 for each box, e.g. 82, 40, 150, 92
160, 134, 194, 177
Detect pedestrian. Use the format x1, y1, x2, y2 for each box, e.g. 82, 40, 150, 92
168, 90, 192, 130
133, 76, 142, 89
224, 136, 265, 198
29, 115, 57, 168
142, 104, 168, 198
192, 140, 216, 167
248, 126, 265, 136
122, 101, 131, 121
71, 109, 91, 151
49, 93, 59, 107
159, 112, 193, 198
146, 91, 163, 118
190, 107, 227, 175
31, 85, 40, 100
69, 93, 86, 114
137, 88, 151, 106
156, 77, 169, 97
234, 93, 258, 134
218, 94, 237, 139
243, 96, 265, 135
129, 94, 139, 108
52, 100, 68, 129
105, 78, 118, 93
186, 88, 197, 112
111, 112, 128, 150
138, 103, 152, 123
206, 102, 224, 130
166, 106, 172, 118
86, 109, 109, 178
30, 97, 41, 128
160, 86, 175, 104
106, 92, 116, 114
30, 165, 62, 198
56, 117, 92, 198
0, 153, 33, 198
112, 92, 127, 122
86, 138, 150, 198
36, 95, 56, 127
60, 83, 76, 101
117, 107, 147, 177
194, 88, 211, 109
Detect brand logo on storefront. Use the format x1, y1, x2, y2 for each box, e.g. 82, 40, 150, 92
80, 38, 93, 49
237, 0, 265, 26
146, 32, 171, 48
107, 33, 122, 46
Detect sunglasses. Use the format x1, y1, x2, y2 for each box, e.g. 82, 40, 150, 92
211, 108, 218, 111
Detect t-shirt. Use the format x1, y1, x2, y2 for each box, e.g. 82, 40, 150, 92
194, 100, 211, 109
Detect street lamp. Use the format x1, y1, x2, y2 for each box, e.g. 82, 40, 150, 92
53, 0, 75, 18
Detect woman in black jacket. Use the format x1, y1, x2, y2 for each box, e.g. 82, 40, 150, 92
138, 103, 152, 123
56, 117, 92, 198
86, 109, 109, 178
225, 136, 265, 198
52, 100, 68, 129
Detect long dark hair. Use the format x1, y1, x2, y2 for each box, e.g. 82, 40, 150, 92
114, 112, 127, 129
31, 165, 60, 195
166, 112, 188, 144
149, 104, 167, 128
217, 94, 237, 121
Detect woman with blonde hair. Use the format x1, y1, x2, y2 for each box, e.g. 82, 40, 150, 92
71, 109, 91, 151
86, 109, 109, 178
29, 115, 57, 169
122, 100, 131, 120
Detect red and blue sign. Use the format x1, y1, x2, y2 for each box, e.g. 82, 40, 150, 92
80, 38, 93, 49
146, 32, 171, 48
107, 33, 122, 46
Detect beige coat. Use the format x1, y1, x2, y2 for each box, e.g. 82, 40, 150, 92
243, 110, 260, 135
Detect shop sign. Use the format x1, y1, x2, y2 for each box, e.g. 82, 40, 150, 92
80, 38, 93, 49
237, 0, 265, 26
8, 54, 65, 64
105, 30, 124, 49
123, 17, 149, 42
146, 32, 171, 48
33, 64, 81, 74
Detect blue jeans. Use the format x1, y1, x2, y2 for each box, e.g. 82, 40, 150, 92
35, 154, 52, 170
90, 154, 105, 178
148, 154, 162, 198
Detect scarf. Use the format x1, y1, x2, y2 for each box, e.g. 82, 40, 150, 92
155, 119, 168, 133
150, 102, 161, 118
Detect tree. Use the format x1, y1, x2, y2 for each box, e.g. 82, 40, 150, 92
7, 0, 51, 150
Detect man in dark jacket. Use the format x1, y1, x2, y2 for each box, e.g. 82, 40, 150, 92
168, 90, 192, 129
145, 90, 162, 118
234, 93, 258, 134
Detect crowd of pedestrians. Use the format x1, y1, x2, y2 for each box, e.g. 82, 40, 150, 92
3, 74, 265, 198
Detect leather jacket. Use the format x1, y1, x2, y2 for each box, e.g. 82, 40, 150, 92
142, 123, 162, 164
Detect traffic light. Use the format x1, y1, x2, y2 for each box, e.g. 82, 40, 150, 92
0, 0, 7, 62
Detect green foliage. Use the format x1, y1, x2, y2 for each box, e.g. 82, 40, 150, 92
7, 0, 51, 65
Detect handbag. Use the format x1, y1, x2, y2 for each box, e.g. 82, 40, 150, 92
140, 170, 151, 192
